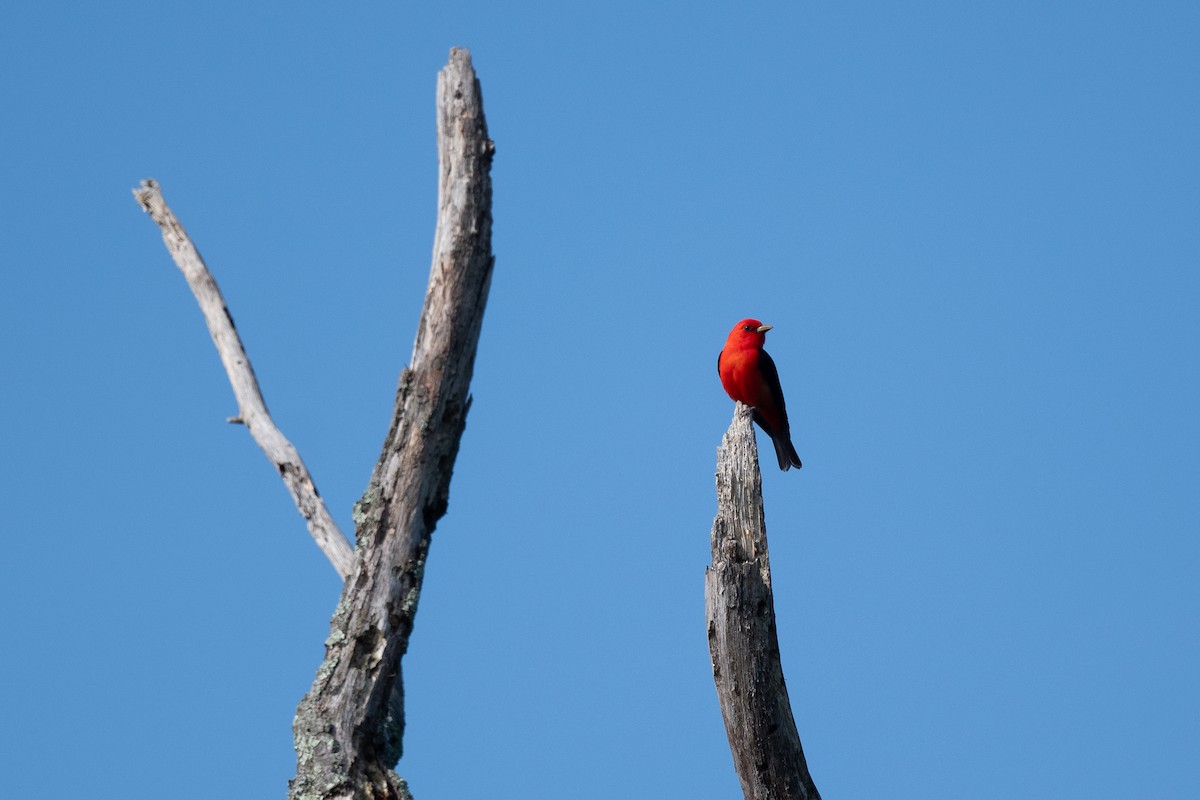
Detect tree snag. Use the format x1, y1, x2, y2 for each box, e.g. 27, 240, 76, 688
288, 48, 494, 800
706, 404, 821, 800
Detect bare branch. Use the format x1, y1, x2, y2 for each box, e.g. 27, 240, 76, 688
289, 47, 495, 800
132, 180, 355, 579
706, 404, 821, 800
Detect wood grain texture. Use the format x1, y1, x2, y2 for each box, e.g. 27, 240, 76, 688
288, 47, 494, 800
132, 180, 356, 579
706, 404, 821, 800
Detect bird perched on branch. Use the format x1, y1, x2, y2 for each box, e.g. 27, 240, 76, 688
718, 318, 803, 471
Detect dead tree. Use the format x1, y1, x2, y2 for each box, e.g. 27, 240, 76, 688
134, 48, 493, 800
707, 404, 821, 800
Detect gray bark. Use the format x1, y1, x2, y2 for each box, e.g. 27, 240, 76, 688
706, 404, 821, 800
288, 48, 494, 800
132, 180, 355, 579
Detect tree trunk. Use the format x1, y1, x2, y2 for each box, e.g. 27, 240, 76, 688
706, 404, 821, 800
288, 47, 494, 800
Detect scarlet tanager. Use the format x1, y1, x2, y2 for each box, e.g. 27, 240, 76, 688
718, 318, 803, 471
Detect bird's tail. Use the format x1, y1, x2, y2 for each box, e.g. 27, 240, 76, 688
772, 435, 803, 472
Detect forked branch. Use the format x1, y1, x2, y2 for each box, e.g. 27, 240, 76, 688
132, 179, 355, 579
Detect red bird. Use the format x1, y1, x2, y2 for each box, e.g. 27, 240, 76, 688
718, 318, 803, 471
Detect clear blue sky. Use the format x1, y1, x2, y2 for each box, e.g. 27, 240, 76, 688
2, 2, 1197, 798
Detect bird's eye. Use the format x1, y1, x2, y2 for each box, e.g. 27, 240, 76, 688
743, 325, 753, 331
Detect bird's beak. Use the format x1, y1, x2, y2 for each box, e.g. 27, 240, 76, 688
756, 324, 773, 333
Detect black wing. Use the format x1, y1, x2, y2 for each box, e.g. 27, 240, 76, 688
757, 349, 790, 427
756, 349, 802, 470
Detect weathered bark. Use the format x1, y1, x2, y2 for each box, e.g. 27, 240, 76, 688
706, 404, 821, 800
288, 48, 494, 800
132, 179, 355, 579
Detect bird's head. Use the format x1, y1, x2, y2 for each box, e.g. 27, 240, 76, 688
728, 318, 773, 348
